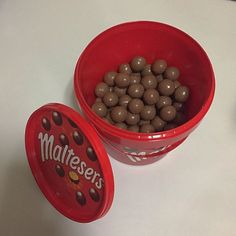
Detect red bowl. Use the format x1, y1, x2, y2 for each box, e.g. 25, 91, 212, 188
74, 21, 215, 165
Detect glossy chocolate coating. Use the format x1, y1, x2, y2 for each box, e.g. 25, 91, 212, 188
141, 64, 153, 76
143, 88, 159, 105
103, 92, 119, 107
156, 74, 164, 83
174, 86, 189, 102
139, 119, 150, 126
140, 105, 156, 121
128, 98, 144, 114
164, 123, 177, 131
92, 102, 107, 117
89, 188, 100, 202
173, 102, 184, 111
42, 117, 51, 131
87, 146, 97, 161
119, 94, 132, 107
103, 71, 117, 86
151, 59, 167, 74
140, 124, 155, 133
141, 75, 158, 89
173, 80, 181, 89
115, 73, 130, 88
52, 111, 62, 125
164, 67, 180, 80
95, 82, 109, 97
130, 56, 147, 72
158, 79, 175, 96
173, 111, 186, 125
114, 86, 127, 97
111, 106, 128, 123
59, 134, 69, 146
119, 63, 132, 74
151, 116, 166, 131
156, 96, 172, 109
55, 164, 65, 177
115, 122, 127, 129
127, 84, 144, 98
160, 105, 176, 122
125, 112, 140, 125
127, 125, 139, 132
130, 73, 141, 85
76, 191, 86, 206
95, 97, 102, 103
73, 130, 83, 145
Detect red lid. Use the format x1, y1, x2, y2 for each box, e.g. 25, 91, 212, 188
25, 103, 114, 223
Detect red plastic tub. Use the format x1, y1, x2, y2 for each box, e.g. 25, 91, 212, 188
74, 21, 215, 165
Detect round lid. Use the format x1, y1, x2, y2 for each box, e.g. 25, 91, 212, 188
25, 103, 114, 223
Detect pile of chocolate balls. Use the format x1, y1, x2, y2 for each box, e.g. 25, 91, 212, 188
91, 56, 189, 133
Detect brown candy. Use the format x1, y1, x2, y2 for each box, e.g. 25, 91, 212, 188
139, 120, 150, 126
130, 56, 147, 72
173, 111, 186, 125
158, 79, 175, 96
130, 73, 141, 85
119, 94, 132, 107
140, 105, 156, 121
127, 125, 139, 132
141, 64, 153, 77
115, 73, 130, 88
68, 171, 79, 184
156, 96, 172, 109
92, 102, 107, 117
95, 97, 102, 103
125, 112, 140, 125
128, 99, 144, 114
114, 86, 127, 97
151, 116, 166, 131
95, 82, 109, 97
103, 92, 119, 107
103, 71, 117, 86
110, 106, 128, 123
141, 75, 157, 89
164, 67, 180, 80
173, 80, 181, 89
119, 64, 132, 74
160, 105, 176, 122
127, 84, 144, 98
143, 89, 159, 105
151, 59, 167, 74
140, 124, 155, 133
164, 123, 177, 131
115, 122, 127, 130
173, 102, 183, 111
174, 86, 189, 102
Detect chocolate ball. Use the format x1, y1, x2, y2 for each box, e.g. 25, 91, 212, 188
104, 112, 114, 124
119, 94, 132, 107
156, 96, 172, 109
160, 105, 176, 122
115, 122, 127, 130
174, 86, 189, 102
127, 84, 144, 98
115, 73, 130, 88
158, 79, 175, 96
140, 124, 155, 133
156, 74, 164, 83
173, 102, 184, 111
141, 75, 158, 89
95, 82, 109, 97
151, 59, 167, 74
103, 92, 119, 107
127, 125, 139, 132
110, 106, 128, 123
119, 63, 132, 74
164, 123, 177, 131
128, 98, 144, 114
141, 64, 153, 77
108, 86, 114, 92
92, 102, 107, 117
151, 116, 166, 131
130, 56, 147, 72
139, 120, 150, 126
143, 89, 159, 105
164, 67, 180, 80
114, 86, 127, 97
174, 80, 181, 89
95, 97, 102, 103
173, 111, 186, 125
140, 105, 156, 121
103, 71, 117, 86
125, 112, 140, 125
130, 73, 141, 85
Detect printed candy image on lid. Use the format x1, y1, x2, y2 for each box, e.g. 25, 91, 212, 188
25, 103, 114, 223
